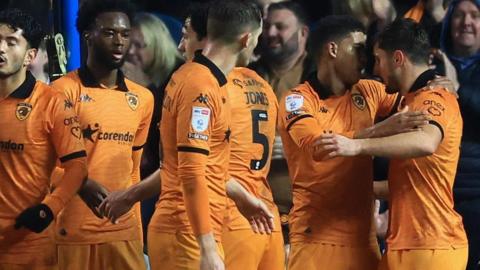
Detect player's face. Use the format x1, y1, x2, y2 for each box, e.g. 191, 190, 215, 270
450, 0, 480, 54
0, 24, 35, 79
126, 26, 153, 71
178, 18, 206, 61
335, 31, 367, 89
262, 9, 304, 59
373, 43, 399, 94
88, 12, 131, 70
237, 24, 263, 67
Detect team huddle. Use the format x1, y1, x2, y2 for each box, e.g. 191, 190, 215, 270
0, 0, 469, 270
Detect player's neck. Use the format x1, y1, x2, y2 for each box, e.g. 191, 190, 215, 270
85, 58, 118, 88
399, 64, 430, 96
202, 42, 238, 77
0, 68, 27, 99
317, 64, 347, 97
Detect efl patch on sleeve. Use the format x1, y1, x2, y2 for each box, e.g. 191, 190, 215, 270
285, 94, 304, 112
191, 106, 211, 132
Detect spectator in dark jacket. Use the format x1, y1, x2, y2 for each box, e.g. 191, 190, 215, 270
439, 1, 480, 269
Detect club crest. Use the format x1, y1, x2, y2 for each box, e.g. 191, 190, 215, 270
16, 102, 32, 120
351, 93, 366, 110
125, 92, 139, 110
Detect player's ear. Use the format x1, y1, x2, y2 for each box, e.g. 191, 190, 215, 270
392, 50, 405, 67
23, 48, 37, 67
327, 41, 338, 58
239, 32, 250, 50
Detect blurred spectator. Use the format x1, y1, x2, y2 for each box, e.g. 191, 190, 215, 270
254, 0, 289, 19
438, 1, 480, 269
122, 12, 184, 245
28, 38, 49, 83
248, 1, 314, 248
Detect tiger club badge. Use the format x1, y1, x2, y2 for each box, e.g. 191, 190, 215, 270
351, 93, 366, 110
16, 102, 32, 121
125, 92, 139, 110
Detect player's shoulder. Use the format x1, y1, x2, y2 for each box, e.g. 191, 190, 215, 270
124, 78, 154, 100
352, 79, 385, 94
282, 80, 312, 102
51, 70, 81, 87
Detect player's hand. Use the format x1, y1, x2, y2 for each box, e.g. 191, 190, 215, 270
312, 133, 361, 160
14, 204, 54, 233
200, 250, 224, 270
234, 193, 274, 234
369, 106, 430, 138
98, 190, 133, 224
272, 135, 284, 159
429, 49, 459, 96
78, 179, 109, 218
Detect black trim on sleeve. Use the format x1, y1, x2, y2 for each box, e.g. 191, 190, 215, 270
132, 144, 145, 151
286, 114, 314, 131
177, 146, 210, 156
429, 120, 444, 141
59, 150, 87, 163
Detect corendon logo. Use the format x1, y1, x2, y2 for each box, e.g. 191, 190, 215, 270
82, 123, 134, 145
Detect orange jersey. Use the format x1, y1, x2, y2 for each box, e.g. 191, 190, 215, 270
224, 67, 280, 231
0, 73, 86, 264
51, 67, 154, 244
149, 52, 230, 241
278, 77, 398, 246
387, 70, 467, 249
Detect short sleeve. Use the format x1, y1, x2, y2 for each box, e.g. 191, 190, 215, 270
409, 90, 454, 139
47, 92, 86, 163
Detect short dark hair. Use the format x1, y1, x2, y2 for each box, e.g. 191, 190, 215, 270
377, 18, 430, 65
207, 0, 262, 43
76, 0, 135, 34
186, 2, 209, 41
268, 1, 309, 26
0, 8, 44, 49
310, 15, 365, 60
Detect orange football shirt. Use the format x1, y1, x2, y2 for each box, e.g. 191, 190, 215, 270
0, 72, 86, 265
278, 77, 398, 246
149, 52, 230, 241
224, 67, 281, 231
387, 70, 467, 250
51, 67, 154, 244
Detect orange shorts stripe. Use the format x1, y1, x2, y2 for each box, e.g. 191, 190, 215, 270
378, 248, 468, 270
57, 240, 145, 270
288, 242, 381, 270
223, 229, 284, 270
147, 231, 224, 270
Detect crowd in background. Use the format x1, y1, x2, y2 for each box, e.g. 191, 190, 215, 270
1, 0, 479, 269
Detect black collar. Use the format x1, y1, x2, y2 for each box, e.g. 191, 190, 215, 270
10, 71, 36, 99
409, 69, 437, 93
192, 50, 227, 87
78, 66, 129, 92
307, 73, 332, 99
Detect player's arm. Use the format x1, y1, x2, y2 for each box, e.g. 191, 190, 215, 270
315, 123, 442, 159
373, 180, 389, 200
15, 93, 88, 233
100, 168, 161, 223
226, 178, 274, 234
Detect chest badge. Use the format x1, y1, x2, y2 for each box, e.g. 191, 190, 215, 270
351, 93, 366, 110
125, 92, 139, 111
16, 102, 32, 121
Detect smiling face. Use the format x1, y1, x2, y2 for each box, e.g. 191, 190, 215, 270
87, 12, 131, 70
0, 24, 36, 79
450, 0, 480, 55
126, 26, 153, 71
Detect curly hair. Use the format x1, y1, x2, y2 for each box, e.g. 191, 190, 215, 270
76, 0, 135, 34
0, 8, 44, 49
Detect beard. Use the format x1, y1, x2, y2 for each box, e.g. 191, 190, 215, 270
0, 61, 23, 79
385, 74, 400, 94
262, 31, 300, 62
